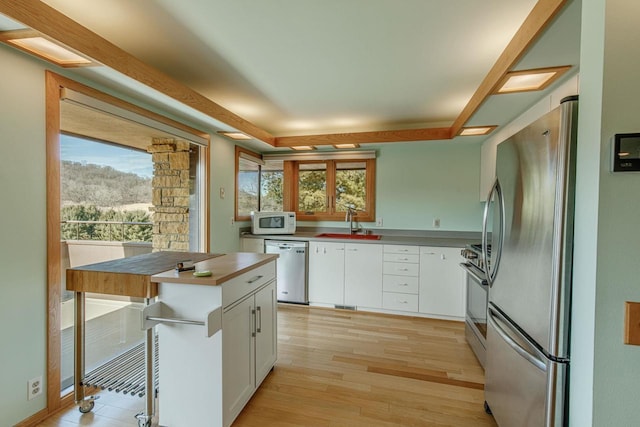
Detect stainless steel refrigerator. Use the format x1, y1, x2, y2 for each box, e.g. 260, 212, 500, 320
482, 96, 578, 427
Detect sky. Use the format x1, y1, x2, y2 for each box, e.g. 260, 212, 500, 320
60, 134, 153, 178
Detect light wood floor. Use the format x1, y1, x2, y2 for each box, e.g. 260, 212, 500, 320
37, 305, 496, 427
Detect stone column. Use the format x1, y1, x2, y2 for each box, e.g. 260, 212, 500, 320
147, 138, 190, 252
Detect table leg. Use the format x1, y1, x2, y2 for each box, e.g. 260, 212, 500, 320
135, 297, 155, 427
74, 291, 96, 413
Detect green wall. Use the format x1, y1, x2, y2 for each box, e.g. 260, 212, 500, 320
571, 0, 640, 425
375, 141, 483, 231
0, 44, 48, 425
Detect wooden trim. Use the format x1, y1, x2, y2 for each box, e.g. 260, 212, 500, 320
275, 127, 452, 147
203, 143, 211, 252
14, 407, 49, 427
45, 71, 62, 413
450, 0, 568, 137
2, 1, 569, 148
52, 73, 209, 143
0, 0, 275, 145
282, 161, 295, 212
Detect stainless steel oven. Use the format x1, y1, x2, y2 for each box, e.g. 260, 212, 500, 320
460, 244, 489, 367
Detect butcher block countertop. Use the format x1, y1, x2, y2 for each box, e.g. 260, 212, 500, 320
151, 252, 278, 286
66, 251, 221, 298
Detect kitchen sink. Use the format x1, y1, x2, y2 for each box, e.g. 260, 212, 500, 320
315, 233, 382, 240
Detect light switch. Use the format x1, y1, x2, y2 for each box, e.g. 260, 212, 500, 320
624, 301, 640, 345
219, 187, 225, 199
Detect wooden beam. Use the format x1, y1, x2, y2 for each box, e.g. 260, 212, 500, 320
275, 127, 452, 147
450, 0, 568, 138
0, 0, 276, 145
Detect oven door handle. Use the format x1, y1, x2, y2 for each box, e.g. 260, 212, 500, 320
459, 263, 488, 286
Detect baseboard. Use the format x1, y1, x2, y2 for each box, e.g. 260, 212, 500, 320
14, 408, 49, 427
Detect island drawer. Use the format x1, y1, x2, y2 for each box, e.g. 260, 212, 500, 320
222, 261, 276, 308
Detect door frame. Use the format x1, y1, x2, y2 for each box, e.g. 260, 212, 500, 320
45, 71, 210, 412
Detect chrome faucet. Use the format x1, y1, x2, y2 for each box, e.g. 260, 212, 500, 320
345, 206, 361, 234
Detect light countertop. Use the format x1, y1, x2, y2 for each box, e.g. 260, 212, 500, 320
151, 252, 278, 286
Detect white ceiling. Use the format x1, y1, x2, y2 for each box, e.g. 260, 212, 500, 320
1, 0, 581, 150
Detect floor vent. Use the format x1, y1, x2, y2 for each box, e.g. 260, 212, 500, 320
334, 305, 356, 311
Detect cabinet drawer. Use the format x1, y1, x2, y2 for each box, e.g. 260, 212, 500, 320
383, 245, 419, 255
383, 262, 419, 277
383, 292, 419, 312
383, 275, 419, 294
222, 261, 276, 308
383, 253, 419, 263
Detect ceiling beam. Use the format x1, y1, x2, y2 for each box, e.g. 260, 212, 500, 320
0, 0, 568, 147
449, 0, 568, 138
0, 0, 276, 145
275, 127, 452, 147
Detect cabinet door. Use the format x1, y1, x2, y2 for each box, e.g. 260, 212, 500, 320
308, 241, 345, 305
419, 247, 465, 318
344, 243, 383, 308
240, 237, 265, 253
255, 281, 277, 385
222, 296, 256, 426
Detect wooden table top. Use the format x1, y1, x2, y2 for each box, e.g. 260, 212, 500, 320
66, 251, 221, 298
151, 252, 278, 286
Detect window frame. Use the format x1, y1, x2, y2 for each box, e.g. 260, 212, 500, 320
235, 147, 376, 222
292, 158, 375, 222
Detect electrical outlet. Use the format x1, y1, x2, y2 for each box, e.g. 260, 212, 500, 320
230, 216, 235, 226
433, 218, 441, 228
28, 376, 42, 400
219, 187, 225, 199
376, 217, 383, 227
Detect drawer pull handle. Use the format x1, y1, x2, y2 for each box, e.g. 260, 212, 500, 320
399, 257, 409, 261
399, 283, 408, 286
399, 249, 408, 252
399, 300, 408, 304
398, 268, 409, 272
247, 275, 263, 284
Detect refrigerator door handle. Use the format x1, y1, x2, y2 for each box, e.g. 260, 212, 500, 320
482, 178, 505, 287
488, 304, 547, 372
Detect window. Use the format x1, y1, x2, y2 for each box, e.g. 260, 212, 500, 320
235, 147, 285, 220
294, 159, 375, 222
235, 148, 375, 222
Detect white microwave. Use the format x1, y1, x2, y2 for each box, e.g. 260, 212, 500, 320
251, 211, 296, 235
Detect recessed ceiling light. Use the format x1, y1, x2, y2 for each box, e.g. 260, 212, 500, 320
290, 146, 316, 151
332, 144, 360, 149
218, 131, 252, 140
496, 66, 571, 94
459, 126, 497, 136
0, 30, 92, 67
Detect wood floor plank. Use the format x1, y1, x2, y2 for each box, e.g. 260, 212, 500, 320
36, 304, 496, 427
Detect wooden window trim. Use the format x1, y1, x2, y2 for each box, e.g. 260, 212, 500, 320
292, 158, 376, 222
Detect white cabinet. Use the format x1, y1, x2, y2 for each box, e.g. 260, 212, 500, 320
382, 245, 420, 312
308, 241, 345, 305
344, 243, 383, 308
419, 246, 465, 319
240, 237, 265, 253
222, 279, 277, 427
309, 242, 382, 308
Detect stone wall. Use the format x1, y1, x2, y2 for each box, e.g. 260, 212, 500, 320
147, 138, 190, 251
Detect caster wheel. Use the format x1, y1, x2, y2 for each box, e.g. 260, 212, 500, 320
78, 400, 94, 413
484, 401, 493, 415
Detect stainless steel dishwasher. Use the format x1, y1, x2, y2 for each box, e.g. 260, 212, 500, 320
265, 240, 308, 304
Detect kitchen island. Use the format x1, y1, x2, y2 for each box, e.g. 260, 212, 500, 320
66, 251, 278, 427
150, 252, 278, 427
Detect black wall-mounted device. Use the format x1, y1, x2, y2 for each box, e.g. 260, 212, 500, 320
612, 133, 640, 172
